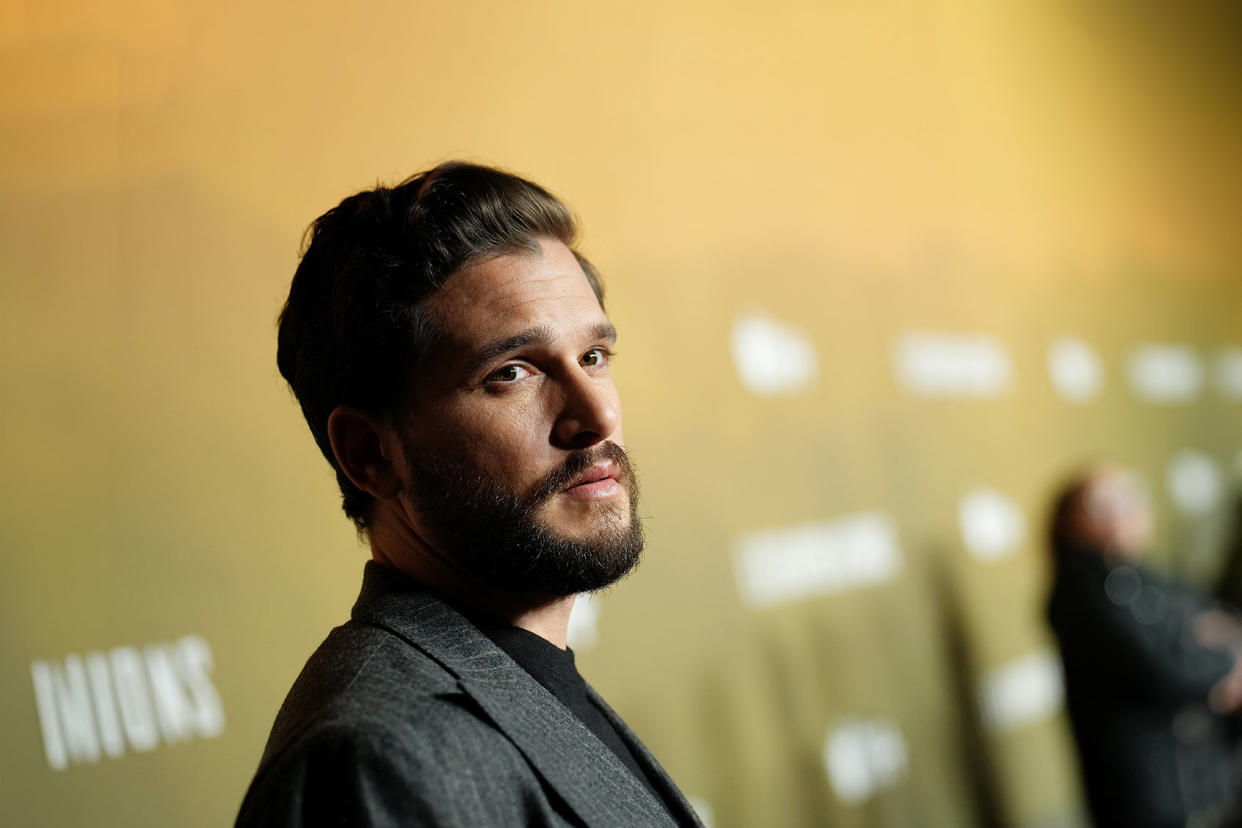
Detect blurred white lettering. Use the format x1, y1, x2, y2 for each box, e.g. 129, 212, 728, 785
1213, 347, 1242, 399
733, 512, 902, 608
30, 635, 225, 770
686, 796, 715, 828
731, 310, 819, 396
893, 332, 1011, 397
111, 646, 160, 752
85, 652, 126, 758
1126, 344, 1202, 402
823, 717, 908, 803
177, 635, 226, 738
958, 488, 1027, 561
1166, 450, 1222, 517
567, 594, 600, 651
978, 650, 1064, 731
1047, 337, 1104, 403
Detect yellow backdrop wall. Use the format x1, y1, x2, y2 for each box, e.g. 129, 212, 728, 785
4, 2, 1242, 825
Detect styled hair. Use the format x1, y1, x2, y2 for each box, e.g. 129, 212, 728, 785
276, 161, 602, 531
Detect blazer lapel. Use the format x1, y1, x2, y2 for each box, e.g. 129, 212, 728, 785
587, 686, 703, 827
352, 564, 681, 827
455, 670, 675, 827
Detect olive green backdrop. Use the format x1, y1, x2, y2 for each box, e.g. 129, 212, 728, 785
3, 1, 1241, 825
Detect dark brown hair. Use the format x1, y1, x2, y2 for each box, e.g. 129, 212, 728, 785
276, 161, 602, 531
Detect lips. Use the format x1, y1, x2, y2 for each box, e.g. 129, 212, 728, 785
564, 460, 621, 492
528, 441, 632, 504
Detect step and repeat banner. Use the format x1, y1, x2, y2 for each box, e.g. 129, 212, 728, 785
3, 2, 1241, 826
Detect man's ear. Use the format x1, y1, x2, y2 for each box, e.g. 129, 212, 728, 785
326, 405, 403, 500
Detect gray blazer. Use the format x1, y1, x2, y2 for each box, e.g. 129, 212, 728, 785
237, 562, 702, 827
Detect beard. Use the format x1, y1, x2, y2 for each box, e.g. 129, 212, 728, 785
402, 439, 644, 596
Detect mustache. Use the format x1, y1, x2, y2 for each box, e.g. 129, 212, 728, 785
526, 441, 633, 504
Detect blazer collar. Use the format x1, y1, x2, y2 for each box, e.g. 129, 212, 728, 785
351, 562, 699, 827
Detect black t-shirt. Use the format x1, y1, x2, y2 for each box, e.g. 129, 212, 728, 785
480, 623, 671, 813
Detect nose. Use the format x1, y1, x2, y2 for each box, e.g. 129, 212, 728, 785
553, 372, 620, 450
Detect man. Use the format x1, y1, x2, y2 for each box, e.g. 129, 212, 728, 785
237, 162, 701, 827
1047, 466, 1242, 828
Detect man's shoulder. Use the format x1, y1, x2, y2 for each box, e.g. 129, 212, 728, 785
300, 619, 458, 701
262, 619, 474, 756
237, 620, 554, 827
259, 618, 524, 762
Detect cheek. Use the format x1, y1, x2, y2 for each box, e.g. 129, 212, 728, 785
451, 398, 554, 474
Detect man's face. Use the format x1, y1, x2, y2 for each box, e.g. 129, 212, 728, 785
396, 238, 642, 595
1073, 468, 1153, 560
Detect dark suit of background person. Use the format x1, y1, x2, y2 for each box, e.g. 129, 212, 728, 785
236, 163, 701, 826
1048, 467, 1242, 828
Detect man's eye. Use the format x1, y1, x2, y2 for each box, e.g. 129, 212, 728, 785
489, 364, 531, 383
582, 348, 611, 367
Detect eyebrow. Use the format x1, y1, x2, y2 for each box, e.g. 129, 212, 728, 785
464, 322, 617, 376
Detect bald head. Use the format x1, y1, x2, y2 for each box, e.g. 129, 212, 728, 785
1051, 465, 1153, 560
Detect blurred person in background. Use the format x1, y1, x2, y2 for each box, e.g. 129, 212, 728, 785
236, 162, 700, 827
1212, 487, 1242, 610
1048, 465, 1242, 828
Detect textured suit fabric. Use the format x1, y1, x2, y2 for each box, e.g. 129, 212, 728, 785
1048, 548, 1242, 828
236, 562, 701, 827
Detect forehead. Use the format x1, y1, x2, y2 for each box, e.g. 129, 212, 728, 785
426, 238, 607, 350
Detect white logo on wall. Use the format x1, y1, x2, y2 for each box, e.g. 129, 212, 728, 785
30, 635, 225, 771
686, 796, 714, 828
1212, 347, 1242, 400
892, 332, 1012, 397
823, 717, 908, 804
733, 512, 902, 609
567, 593, 600, 651
1047, 337, 1104, 403
958, 488, 1026, 561
731, 310, 819, 396
1166, 450, 1222, 517
978, 650, 1064, 731
1126, 344, 1202, 402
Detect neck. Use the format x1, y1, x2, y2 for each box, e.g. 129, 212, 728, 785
367, 502, 576, 649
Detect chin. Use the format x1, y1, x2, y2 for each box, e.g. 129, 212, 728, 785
544, 501, 630, 533
546, 491, 625, 518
